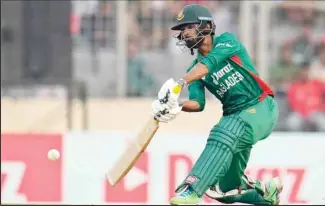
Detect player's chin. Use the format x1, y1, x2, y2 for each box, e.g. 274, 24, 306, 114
185, 40, 197, 48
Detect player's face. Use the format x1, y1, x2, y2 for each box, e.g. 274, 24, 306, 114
180, 24, 202, 48
181, 24, 198, 39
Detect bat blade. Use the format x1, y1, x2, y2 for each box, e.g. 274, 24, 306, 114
106, 118, 159, 186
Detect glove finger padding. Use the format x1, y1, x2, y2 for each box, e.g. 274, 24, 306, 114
152, 100, 168, 115
166, 98, 180, 109
152, 100, 170, 122
169, 105, 182, 115
158, 78, 181, 105
151, 98, 182, 123
156, 114, 171, 123
155, 105, 182, 123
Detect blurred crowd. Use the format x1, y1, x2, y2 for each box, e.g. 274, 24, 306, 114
72, 0, 238, 49
272, 44, 325, 132
266, 2, 325, 132
71, 0, 325, 132
1, 1, 324, 132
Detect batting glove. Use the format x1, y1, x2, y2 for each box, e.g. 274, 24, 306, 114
151, 99, 182, 123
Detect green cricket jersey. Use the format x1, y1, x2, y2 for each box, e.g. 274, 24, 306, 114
187, 32, 274, 115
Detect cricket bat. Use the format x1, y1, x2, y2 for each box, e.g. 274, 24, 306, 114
106, 84, 182, 187
106, 117, 159, 186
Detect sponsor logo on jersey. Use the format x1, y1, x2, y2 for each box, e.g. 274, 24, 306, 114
208, 63, 245, 98
211, 63, 233, 83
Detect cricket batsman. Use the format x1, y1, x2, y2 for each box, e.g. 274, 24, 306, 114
151, 4, 283, 205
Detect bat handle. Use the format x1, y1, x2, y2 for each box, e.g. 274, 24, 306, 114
153, 117, 159, 123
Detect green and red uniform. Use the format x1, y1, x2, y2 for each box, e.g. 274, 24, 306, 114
176, 32, 279, 201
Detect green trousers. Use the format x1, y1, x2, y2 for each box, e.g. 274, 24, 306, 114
175, 96, 279, 199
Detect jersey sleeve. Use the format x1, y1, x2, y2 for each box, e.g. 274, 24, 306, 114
200, 33, 242, 71
186, 59, 206, 111
188, 80, 206, 111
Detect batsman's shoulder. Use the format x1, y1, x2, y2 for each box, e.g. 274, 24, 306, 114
217, 32, 240, 42
213, 32, 243, 53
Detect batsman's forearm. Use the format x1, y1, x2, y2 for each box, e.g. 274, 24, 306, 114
183, 63, 209, 85
181, 100, 203, 112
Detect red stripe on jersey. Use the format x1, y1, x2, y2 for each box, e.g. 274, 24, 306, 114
230, 55, 274, 101
230, 55, 244, 68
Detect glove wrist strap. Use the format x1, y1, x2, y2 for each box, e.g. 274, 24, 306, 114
178, 78, 188, 88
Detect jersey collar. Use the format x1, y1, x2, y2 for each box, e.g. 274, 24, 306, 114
197, 35, 218, 61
